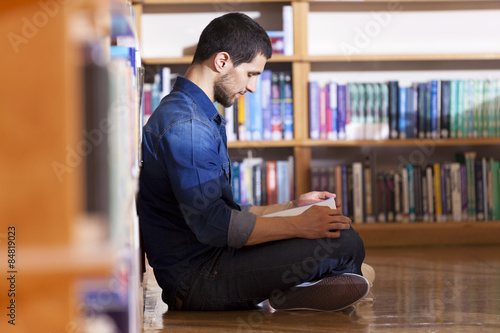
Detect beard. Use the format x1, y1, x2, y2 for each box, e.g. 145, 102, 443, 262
214, 71, 240, 108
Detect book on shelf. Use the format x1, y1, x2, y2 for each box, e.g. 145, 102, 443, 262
232, 156, 294, 206
307, 77, 500, 141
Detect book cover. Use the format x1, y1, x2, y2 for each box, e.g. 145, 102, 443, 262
309, 81, 320, 140
262, 197, 336, 217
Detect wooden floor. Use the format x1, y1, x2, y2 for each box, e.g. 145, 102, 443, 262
143, 246, 500, 332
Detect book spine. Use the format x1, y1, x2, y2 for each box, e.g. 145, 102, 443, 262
261, 70, 273, 141
443, 163, 452, 222
474, 80, 483, 138
490, 159, 500, 220
276, 160, 290, 204
364, 160, 375, 223
352, 162, 364, 223
283, 72, 294, 140
385, 171, 395, 222
372, 83, 381, 141
365, 83, 375, 140
399, 84, 408, 139
389, 80, 399, 139
238, 95, 246, 141
449, 80, 458, 139
311, 166, 320, 192
282, 5, 294, 56
426, 165, 435, 222
288, 155, 295, 201
377, 173, 387, 222
348, 83, 359, 140
433, 163, 443, 222
266, 161, 278, 205
253, 163, 262, 206
319, 87, 327, 140
250, 74, 263, 141
422, 169, 429, 222
414, 164, 423, 222
430, 80, 440, 139
475, 161, 485, 221
465, 151, 477, 221
482, 157, 489, 221
342, 165, 349, 217
460, 164, 468, 221
231, 161, 241, 203
309, 81, 320, 140
394, 171, 402, 222
380, 83, 390, 140
407, 164, 416, 222
401, 167, 409, 223
457, 80, 465, 138
347, 165, 354, 219
441, 80, 451, 139
418, 82, 427, 139
271, 73, 282, 140
337, 84, 347, 140
450, 162, 462, 222
328, 81, 338, 140
335, 165, 343, 208
425, 81, 432, 139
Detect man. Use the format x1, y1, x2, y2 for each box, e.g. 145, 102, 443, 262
138, 12, 370, 311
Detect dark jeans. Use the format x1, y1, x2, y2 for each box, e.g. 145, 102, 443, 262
168, 226, 365, 311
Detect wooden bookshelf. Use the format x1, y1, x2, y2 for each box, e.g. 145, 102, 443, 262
136, 0, 500, 249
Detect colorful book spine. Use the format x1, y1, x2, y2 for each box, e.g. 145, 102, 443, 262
433, 163, 443, 222
328, 81, 338, 140
407, 164, 416, 222
475, 161, 485, 221
430, 80, 440, 139
308, 81, 320, 140
337, 84, 347, 140
261, 70, 273, 141
473, 80, 483, 138
365, 83, 375, 140
401, 167, 409, 223
491, 159, 500, 220
418, 82, 427, 139
347, 83, 358, 140
319, 87, 327, 140
450, 162, 462, 222
249, 74, 263, 141
449, 80, 458, 139
460, 164, 468, 221
283, 72, 294, 140
399, 83, 408, 139
426, 165, 435, 222
380, 83, 390, 140
266, 161, 278, 205
271, 73, 282, 140
457, 80, 465, 138
385, 171, 395, 222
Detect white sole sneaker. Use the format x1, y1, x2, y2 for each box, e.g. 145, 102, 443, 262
269, 273, 370, 311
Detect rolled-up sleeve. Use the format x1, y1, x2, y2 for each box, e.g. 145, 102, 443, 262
227, 210, 257, 248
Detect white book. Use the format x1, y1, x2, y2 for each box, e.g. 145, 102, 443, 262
283, 6, 294, 56
450, 162, 462, 222
352, 162, 364, 223
263, 197, 336, 217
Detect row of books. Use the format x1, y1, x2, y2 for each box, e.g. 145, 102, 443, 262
311, 154, 500, 223
224, 70, 294, 142
309, 79, 500, 141
231, 157, 295, 206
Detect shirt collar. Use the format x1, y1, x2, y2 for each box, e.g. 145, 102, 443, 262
172, 76, 226, 125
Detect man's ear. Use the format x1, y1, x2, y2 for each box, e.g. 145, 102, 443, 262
214, 52, 231, 73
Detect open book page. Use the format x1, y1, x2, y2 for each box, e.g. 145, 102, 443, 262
262, 197, 337, 217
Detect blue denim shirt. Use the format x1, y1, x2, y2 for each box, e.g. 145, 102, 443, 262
137, 77, 256, 300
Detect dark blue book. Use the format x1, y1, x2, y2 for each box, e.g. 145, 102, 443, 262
337, 84, 347, 140
388, 81, 399, 139
440, 80, 451, 139
418, 82, 427, 139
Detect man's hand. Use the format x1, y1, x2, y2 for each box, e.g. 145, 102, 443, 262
293, 205, 351, 239
291, 191, 336, 208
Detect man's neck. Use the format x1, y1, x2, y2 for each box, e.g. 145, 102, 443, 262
184, 62, 216, 103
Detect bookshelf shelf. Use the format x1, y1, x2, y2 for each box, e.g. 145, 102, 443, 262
303, 138, 500, 147
228, 139, 301, 148
305, 53, 500, 63
356, 221, 500, 248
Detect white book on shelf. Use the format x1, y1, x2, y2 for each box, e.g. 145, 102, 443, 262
283, 5, 294, 56
262, 197, 336, 217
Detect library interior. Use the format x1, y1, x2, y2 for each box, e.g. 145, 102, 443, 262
1, 0, 500, 332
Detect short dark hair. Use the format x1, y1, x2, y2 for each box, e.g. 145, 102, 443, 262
192, 12, 273, 67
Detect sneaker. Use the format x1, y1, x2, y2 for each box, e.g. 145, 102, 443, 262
269, 273, 370, 311
361, 263, 376, 288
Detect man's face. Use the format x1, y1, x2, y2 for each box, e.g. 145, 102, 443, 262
214, 54, 267, 108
